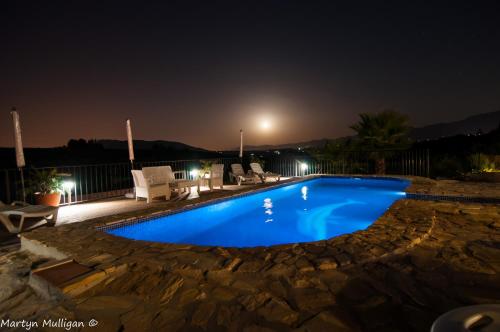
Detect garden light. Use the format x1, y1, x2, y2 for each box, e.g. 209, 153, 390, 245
62, 180, 75, 192
189, 169, 199, 178
62, 180, 75, 204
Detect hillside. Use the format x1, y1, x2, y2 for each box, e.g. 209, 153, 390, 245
97, 140, 208, 152
410, 110, 500, 140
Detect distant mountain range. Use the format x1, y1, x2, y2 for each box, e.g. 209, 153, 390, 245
0, 139, 214, 168
236, 110, 500, 151
97, 139, 208, 152
240, 139, 331, 151
409, 110, 500, 140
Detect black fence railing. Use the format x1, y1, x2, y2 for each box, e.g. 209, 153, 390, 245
0, 149, 429, 204
263, 149, 429, 177
0, 157, 240, 205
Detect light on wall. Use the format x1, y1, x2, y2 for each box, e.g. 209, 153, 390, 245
62, 180, 75, 204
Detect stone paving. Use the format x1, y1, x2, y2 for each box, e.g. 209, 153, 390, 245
405, 176, 500, 198
55, 183, 265, 225
0, 176, 499, 331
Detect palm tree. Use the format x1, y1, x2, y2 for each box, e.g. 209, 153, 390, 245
350, 110, 411, 174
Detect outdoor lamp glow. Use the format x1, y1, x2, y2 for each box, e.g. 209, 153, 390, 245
61, 180, 75, 205
190, 169, 199, 178
62, 180, 75, 192
300, 163, 308, 171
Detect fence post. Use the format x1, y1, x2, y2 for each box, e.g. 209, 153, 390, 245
4, 170, 11, 203
426, 149, 430, 178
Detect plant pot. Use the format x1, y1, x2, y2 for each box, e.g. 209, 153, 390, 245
35, 192, 62, 207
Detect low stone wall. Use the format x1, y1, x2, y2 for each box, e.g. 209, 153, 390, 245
466, 172, 500, 183
406, 176, 500, 197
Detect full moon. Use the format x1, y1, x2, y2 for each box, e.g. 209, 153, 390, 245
260, 120, 271, 130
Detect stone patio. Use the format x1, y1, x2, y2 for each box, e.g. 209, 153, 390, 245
0, 182, 270, 246
0, 176, 499, 331
56, 183, 259, 225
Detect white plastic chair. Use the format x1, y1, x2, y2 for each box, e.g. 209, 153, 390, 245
208, 164, 224, 191
132, 167, 171, 203
165, 166, 199, 193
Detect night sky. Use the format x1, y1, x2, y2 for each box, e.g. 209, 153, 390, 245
1, 1, 499, 150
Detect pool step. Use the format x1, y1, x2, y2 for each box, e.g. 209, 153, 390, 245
29, 259, 93, 300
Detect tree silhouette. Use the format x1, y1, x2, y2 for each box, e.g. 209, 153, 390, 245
350, 110, 411, 174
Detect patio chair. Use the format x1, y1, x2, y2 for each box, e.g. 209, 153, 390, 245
208, 164, 224, 191
229, 164, 259, 185
0, 200, 25, 212
250, 163, 281, 183
132, 168, 171, 203
0, 201, 58, 234
164, 166, 200, 193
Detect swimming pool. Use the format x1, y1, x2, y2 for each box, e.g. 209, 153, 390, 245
107, 177, 410, 247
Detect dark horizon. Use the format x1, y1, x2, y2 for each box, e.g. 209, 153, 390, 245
1, 1, 500, 149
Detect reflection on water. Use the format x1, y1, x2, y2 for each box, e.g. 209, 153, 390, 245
301, 186, 308, 201
263, 198, 273, 223
297, 199, 365, 240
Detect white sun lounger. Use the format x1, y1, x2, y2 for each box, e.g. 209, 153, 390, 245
229, 164, 259, 185
0, 201, 58, 234
250, 163, 281, 183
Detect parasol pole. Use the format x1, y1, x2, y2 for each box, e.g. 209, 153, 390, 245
11, 107, 26, 202
126, 119, 135, 170
125, 119, 136, 199
239, 129, 243, 161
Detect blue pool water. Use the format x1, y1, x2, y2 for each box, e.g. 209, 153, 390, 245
108, 177, 410, 247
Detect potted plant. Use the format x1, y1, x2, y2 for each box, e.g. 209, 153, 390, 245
466, 153, 500, 182
28, 169, 62, 206
199, 160, 213, 178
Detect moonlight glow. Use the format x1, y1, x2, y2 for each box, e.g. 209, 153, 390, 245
260, 120, 271, 130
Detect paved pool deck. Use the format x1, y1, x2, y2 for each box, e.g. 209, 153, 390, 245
0, 182, 276, 246
0, 175, 499, 332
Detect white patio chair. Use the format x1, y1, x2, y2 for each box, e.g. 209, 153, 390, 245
132, 168, 171, 203
164, 166, 199, 193
208, 164, 224, 191
0, 201, 58, 234
229, 164, 259, 185
250, 163, 281, 183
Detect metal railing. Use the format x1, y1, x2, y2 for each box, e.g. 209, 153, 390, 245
0, 157, 240, 205
0, 149, 429, 204
264, 149, 430, 178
